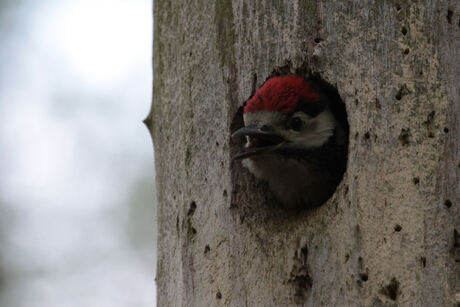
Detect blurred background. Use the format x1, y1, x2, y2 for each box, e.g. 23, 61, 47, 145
0, 0, 156, 306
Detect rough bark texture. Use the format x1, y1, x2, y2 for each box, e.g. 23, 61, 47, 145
147, 1, 459, 306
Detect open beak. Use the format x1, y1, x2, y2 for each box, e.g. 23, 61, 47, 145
232, 124, 286, 160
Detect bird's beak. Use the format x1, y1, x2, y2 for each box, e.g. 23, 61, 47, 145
232, 124, 286, 160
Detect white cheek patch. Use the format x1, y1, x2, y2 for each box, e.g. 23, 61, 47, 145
284, 110, 335, 148
242, 110, 335, 148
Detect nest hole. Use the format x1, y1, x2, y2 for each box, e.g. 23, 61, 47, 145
230, 68, 349, 211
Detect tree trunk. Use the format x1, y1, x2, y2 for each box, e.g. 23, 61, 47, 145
146, 1, 459, 306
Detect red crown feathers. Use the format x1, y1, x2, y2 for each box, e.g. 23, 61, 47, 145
244, 76, 319, 114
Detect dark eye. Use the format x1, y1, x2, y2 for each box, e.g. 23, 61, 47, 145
290, 117, 303, 131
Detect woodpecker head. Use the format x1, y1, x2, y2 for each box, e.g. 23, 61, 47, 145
232, 75, 348, 209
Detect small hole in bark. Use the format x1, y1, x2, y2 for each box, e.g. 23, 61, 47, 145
423, 111, 436, 138
223, 190, 228, 197
396, 4, 402, 11
216, 291, 222, 299
355, 99, 359, 106
447, 10, 453, 24
395, 85, 408, 101
216, 141, 219, 146
314, 37, 323, 43
398, 128, 411, 145
412, 177, 420, 185
443, 127, 449, 133
251, 73, 258, 95
444, 199, 452, 208
360, 273, 369, 281
394, 224, 402, 232
380, 277, 400, 301
345, 254, 350, 263
188, 201, 197, 216
453, 229, 459, 247
403, 48, 410, 55
301, 247, 308, 264
364, 132, 370, 140
204, 245, 210, 254
375, 98, 381, 109
191, 227, 197, 235
420, 256, 426, 267
401, 27, 407, 35
289, 244, 313, 302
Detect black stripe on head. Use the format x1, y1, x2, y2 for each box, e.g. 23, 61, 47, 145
306, 76, 349, 133
294, 98, 326, 118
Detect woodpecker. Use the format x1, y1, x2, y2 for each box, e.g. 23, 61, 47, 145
232, 75, 349, 209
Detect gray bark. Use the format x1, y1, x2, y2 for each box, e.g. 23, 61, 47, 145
146, 1, 459, 306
